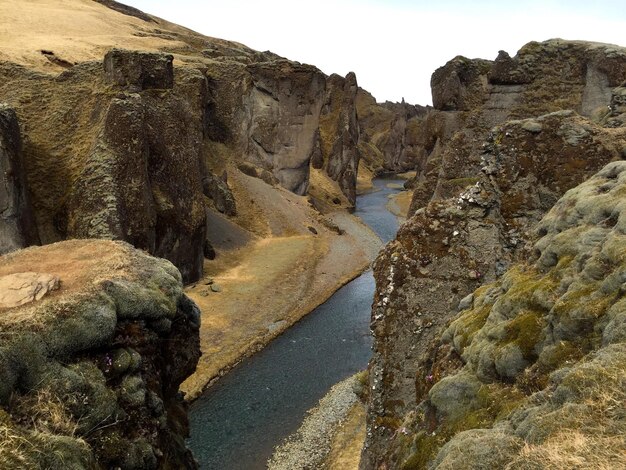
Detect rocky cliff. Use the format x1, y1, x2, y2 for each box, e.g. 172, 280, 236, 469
0, 0, 402, 282
408, 39, 626, 213
356, 89, 429, 174
367, 161, 626, 468
0, 239, 200, 469
362, 39, 626, 469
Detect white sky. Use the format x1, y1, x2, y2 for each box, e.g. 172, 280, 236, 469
123, 0, 625, 105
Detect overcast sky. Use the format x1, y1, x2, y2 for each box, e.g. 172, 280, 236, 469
123, 0, 625, 105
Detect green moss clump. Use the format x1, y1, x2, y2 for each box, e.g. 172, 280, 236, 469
450, 304, 491, 353
502, 310, 546, 359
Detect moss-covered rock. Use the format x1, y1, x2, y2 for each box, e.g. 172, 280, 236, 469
0, 239, 200, 469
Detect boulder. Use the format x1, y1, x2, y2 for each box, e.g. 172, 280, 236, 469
202, 172, 237, 216
0, 272, 59, 309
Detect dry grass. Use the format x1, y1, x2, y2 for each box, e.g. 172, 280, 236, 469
506, 357, 626, 469
12, 388, 78, 437
0, 423, 39, 469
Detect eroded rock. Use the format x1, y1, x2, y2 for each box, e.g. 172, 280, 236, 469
0, 104, 39, 254
0, 272, 59, 309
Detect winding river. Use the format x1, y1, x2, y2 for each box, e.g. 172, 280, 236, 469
188, 179, 404, 469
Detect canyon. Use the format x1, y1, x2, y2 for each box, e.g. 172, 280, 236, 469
0, 0, 625, 469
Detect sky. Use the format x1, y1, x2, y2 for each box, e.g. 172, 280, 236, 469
123, 0, 625, 105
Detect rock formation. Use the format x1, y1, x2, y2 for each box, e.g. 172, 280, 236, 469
315, 72, 361, 205
0, 239, 200, 469
408, 39, 626, 212
0, 104, 39, 254
0, 0, 401, 280
356, 89, 429, 174
362, 39, 626, 469
367, 161, 626, 468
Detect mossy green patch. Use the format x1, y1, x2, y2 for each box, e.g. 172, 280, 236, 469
501, 310, 546, 359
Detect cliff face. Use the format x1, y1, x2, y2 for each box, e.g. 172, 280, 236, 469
0, 104, 39, 253
315, 72, 361, 205
0, 239, 200, 469
369, 161, 626, 468
356, 89, 430, 174
363, 40, 626, 469
0, 0, 385, 281
408, 39, 626, 213
0, 51, 208, 283
205, 57, 326, 195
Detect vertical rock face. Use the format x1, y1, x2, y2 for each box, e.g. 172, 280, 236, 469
316, 72, 361, 205
206, 58, 326, 195
0, 240, 200, 469
0, 104, 39, 254
363, 39, 626, 469
104, 49, 174, 90
407, 40, 626, 215
0, 52, 207, 283
356, 89, 430, 174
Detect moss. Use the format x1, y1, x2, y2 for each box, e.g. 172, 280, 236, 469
400, 382, 527, 469
401, 430, 451, 470
538, 340, 584, 372
445, 177, 480, 188
451, 304, 491, 353
501, 310, 546, 359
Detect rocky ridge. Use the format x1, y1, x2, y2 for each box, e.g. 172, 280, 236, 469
362, 39, 626, 469
0, 0, 426, 284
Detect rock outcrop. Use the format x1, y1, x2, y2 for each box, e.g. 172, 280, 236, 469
369, 161, 626, 468
0, 51, 207, 283
0, 239, 200, 469
408, 39, 626, 213
362, 39, 626, 469
205, 58, 326, 195
0, 104, 39, 254
356, 89, 429, 174
315, 72, 361, 205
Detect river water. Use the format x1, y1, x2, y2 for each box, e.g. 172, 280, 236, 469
187, 179, 404, 469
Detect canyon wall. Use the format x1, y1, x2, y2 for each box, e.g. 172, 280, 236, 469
362, 39, 626, 469
356, 89, 430, 174
0, 0, 423, 280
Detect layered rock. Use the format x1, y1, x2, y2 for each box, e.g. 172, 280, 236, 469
371, 161, 626, 468
356, 89, 429, 174
0, 239, 200, 469
315, 72, 361, 205
0, 104, 39, 253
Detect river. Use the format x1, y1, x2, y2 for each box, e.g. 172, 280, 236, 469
187, 178, 404, 469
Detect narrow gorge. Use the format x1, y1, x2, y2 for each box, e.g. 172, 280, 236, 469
0, 1, 625, 469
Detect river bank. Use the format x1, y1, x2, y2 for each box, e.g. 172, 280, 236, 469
186, 178, 405, 469
181, 170, 382, 400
